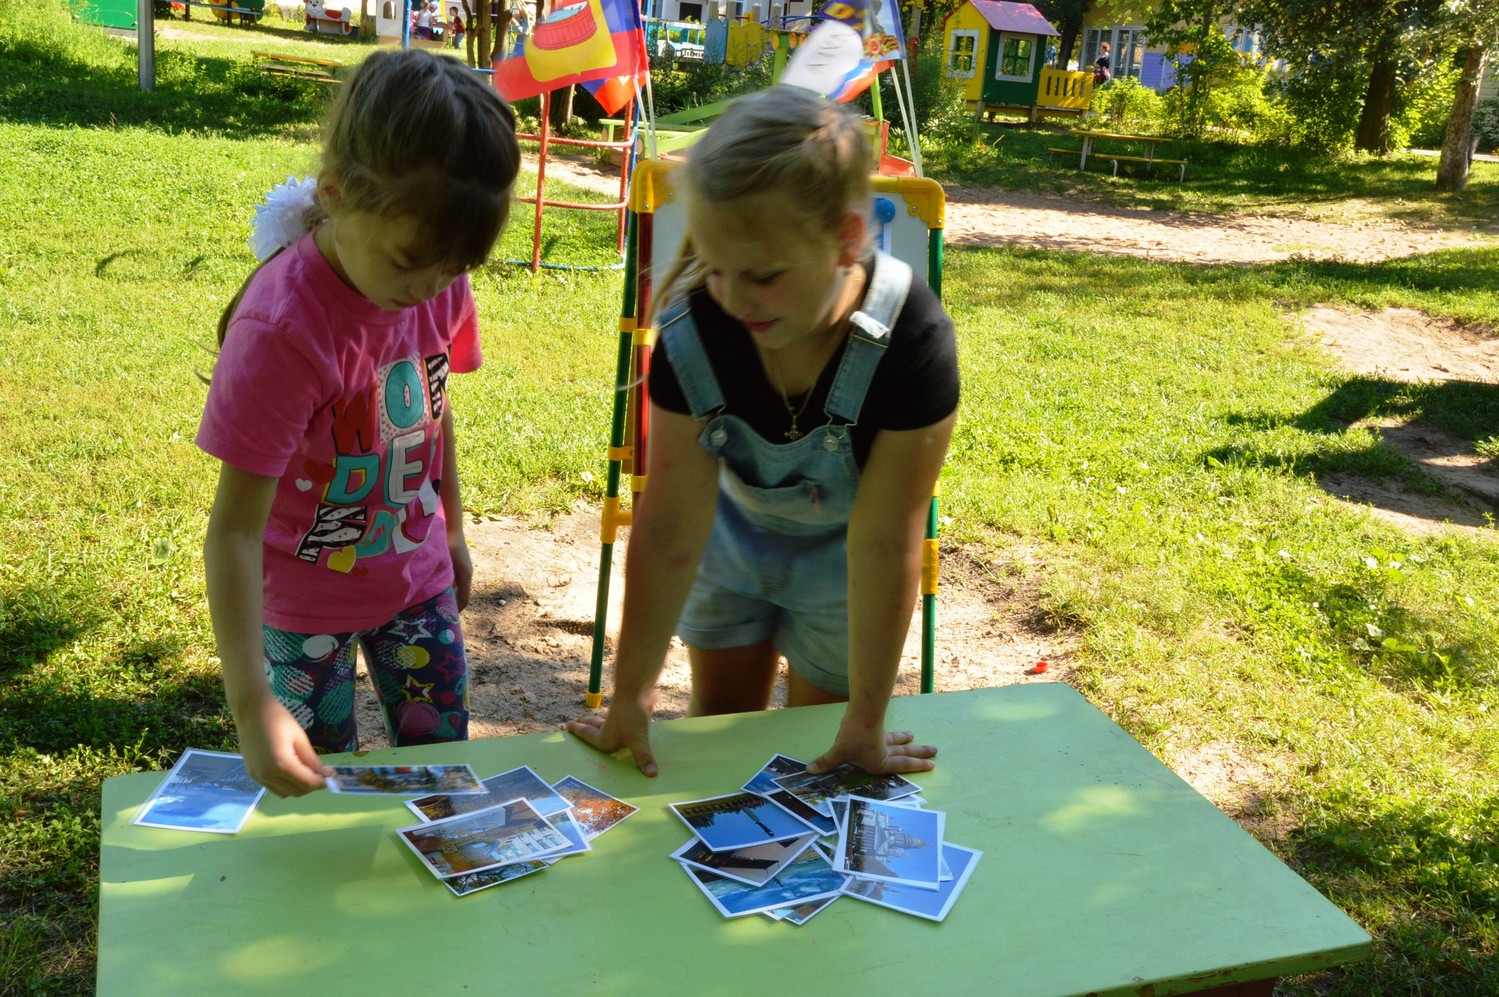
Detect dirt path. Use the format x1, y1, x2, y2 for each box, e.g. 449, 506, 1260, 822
534, 151, 1495, 263
351, 156, 1497, 814
941, 185, 1494, 263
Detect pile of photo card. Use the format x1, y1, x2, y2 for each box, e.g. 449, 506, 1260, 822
668, 754, 981, 924
396, 765, 638, 896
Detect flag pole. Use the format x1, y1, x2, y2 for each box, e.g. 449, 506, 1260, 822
897, 53, 923, 176
532, 89, 551, 273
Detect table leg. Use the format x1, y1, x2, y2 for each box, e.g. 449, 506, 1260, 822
1079, 137, 1089, 171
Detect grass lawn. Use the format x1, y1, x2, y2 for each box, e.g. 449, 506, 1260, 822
2, 3, 1497, 993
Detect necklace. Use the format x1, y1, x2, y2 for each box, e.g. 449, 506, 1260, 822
767, 265, 866, 442
775, 380, 817, 441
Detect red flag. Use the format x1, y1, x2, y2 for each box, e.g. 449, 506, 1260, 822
585, 73, 644, 115
493, 0, 648, 109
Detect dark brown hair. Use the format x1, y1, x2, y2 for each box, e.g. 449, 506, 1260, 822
216, 49, 521, 346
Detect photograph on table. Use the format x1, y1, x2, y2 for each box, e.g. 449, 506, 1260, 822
843, 844, 983, 922
398, 799, 571, 879
544, 811, 593, 860
833, 796, 946, 889
828, 792, 929, 834
670, 792, 826, 852
407, 764, 570, 821
550, 775, 639, 839
766, 894, 840, 925
132, 749, 266, 834
444, 859, 549, 897
763, 789, 838, 835
326, 764, 484, 796
671, 833, 819, 886
740, 753, 809, 796
681, 845, 850, 918
771, 764, 921, 817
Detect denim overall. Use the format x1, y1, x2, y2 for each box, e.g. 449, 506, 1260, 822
658, 251, 913, 695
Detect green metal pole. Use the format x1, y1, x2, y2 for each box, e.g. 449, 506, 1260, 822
587, 208, 640, 709
920, 222, 944, 693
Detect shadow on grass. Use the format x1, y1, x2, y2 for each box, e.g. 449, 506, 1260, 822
0, 33, 329, 134
1278, 799, 1499, 994
1213, 374, 1499, 529
0, 589, 91, 681
1270, 247, 1499, 305
0, 654, 227, 755
0, 587, 228, 754
953, 125, 1499, 224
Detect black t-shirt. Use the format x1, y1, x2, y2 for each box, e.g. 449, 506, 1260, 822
649, 261, 960, 468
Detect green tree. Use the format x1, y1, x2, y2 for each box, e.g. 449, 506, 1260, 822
1142, 0, 1245, 137
1433, 0, 1499, 190
1238, 0, 1444, 154
1034, 0, 1091, 67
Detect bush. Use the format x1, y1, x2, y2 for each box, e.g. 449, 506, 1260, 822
1391, 53, 1458, 150
1091, 74, 1165, 132
1271, 56, 1367, 154
1475, 96, 1499, 151
864, 49, 973, 154
645, 57, 772, 118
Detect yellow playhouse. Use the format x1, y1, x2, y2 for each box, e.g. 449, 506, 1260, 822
942, 0, 1091, 120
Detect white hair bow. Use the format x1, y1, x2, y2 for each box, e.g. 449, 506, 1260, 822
248, 176, 320, 262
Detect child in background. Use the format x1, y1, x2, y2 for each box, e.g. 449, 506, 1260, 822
199, 49, 520, 798
569, 86, 959, 777
450, 6, 465, 49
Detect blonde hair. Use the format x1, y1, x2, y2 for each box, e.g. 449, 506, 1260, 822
652, 86, 872, 320
217, 49, 520, 345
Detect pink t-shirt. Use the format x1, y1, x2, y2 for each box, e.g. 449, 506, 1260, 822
197, 232, 482, 633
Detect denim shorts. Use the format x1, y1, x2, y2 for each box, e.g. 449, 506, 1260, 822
677, 501, 851, 697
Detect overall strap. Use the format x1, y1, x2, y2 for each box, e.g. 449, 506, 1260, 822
824, 251, 913, 425
657, 295, 726, 418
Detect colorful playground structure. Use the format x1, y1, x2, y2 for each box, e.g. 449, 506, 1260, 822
494, 0, 970, 705
304, 0, 358, 35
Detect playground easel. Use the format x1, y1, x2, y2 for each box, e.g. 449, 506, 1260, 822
583, 157, 948, 710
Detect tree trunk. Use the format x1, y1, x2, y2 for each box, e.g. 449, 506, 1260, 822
493, 0, 524, 66
1056, 21, 1079, 69
1355, 47, 1399, 153
1436, 45, 1488, 191
550, 84, 575, 127
476, 0, 494, 69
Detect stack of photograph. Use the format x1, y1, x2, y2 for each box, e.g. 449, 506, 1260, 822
396, 764, 638, 896
669, 755, 982, 924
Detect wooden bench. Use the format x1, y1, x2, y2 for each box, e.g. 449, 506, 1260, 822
1049, 145, 1187, 181
254, 51, 341, 84
1099, 154, 1188, 181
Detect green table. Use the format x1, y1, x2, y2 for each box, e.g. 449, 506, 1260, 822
97, 684, 1370, 995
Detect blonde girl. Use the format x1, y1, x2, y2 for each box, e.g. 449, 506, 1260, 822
200, 49, 520, 797
570, 86, 959, 777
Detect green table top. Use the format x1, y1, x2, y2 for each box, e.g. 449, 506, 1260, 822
97, 684, 1370, 996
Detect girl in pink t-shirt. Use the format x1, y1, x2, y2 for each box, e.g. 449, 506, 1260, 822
199, 50, 520, 798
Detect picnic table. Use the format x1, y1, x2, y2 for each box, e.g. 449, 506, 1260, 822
96, 684, 1369, 995
253, 51, 340, 84
1051, 128, 1188, 180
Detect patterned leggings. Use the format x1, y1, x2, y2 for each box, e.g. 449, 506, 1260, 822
261, 589, 468, 753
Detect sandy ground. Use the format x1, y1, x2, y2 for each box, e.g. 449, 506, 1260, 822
351, 153, 1498, 814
